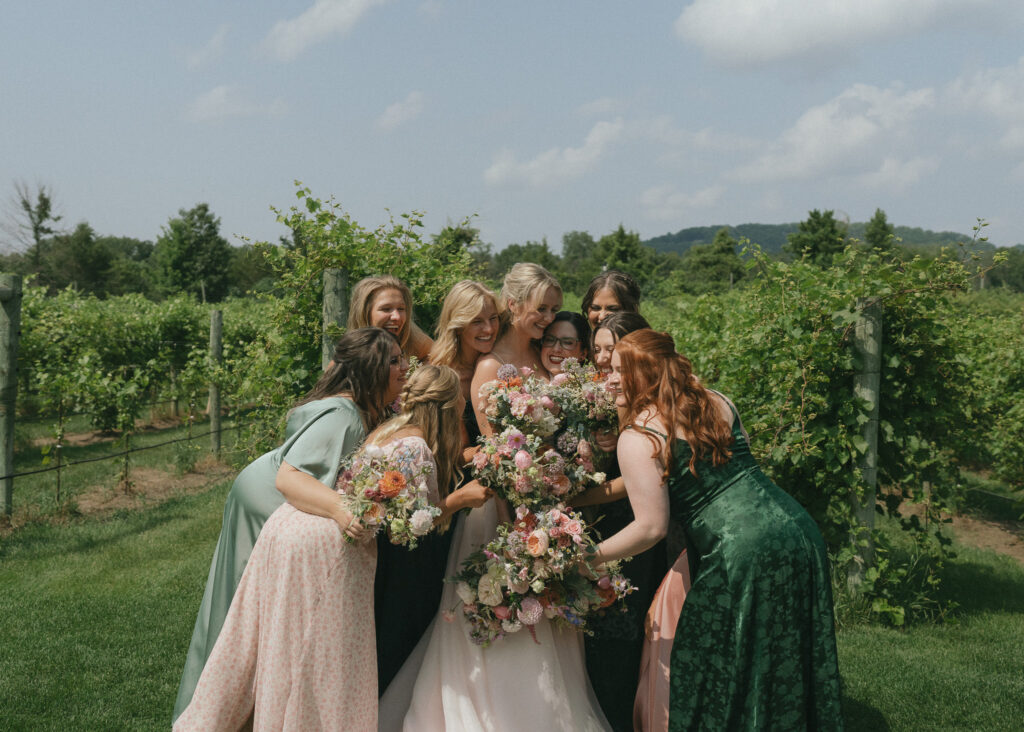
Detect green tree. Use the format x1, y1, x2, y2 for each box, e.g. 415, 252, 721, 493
598, 225, 657, 286
784, 209, 848, 265
154, 203, 233, 302
4, 181, 63, 266
864, 208, 896, 253
670, 227, 745, 294
43, 223, 114, 295
558, 231, 601, 293
491, 239, 561, 281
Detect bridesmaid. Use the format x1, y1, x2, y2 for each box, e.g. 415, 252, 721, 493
175, 365, 465, 732
581, 270, 641, 329
375, 281, 499, 692
347, 275, 433, 360
539, 311, 591, 375
172, 327, 403, 723
592, 331, 843, 731
572, 312, 668, 732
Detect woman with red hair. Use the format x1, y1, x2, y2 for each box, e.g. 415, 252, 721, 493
592, 330, 842, 731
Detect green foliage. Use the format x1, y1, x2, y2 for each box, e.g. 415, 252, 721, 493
658, 227, 745, 296
230, 184, 477, 457
784, 209, 849, 265
154, 203, 233, 302
863, 208, 896, 253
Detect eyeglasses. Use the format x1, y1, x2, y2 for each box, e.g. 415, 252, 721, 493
541, 335, 581, 349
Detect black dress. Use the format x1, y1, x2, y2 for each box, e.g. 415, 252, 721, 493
373, 400, 478, 694
583, 471, 668, 731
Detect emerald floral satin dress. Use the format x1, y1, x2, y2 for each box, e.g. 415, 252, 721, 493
654, 409, 843, 731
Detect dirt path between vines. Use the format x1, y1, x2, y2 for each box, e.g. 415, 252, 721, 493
72, 456, 235, 515
899, 501, 1024, 564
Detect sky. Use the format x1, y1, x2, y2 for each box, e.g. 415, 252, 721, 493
2, 1, 1024, 252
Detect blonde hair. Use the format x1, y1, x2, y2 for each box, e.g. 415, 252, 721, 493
429, 280, 504, 368
347, 275, 414, 352
501, 262, 562, 324
370, 364, 463, 511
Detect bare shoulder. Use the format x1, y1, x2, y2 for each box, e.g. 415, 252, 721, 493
384, 425, 426, 444
409, 324, 433, 361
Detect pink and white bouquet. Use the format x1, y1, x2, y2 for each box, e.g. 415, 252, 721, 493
478, 363, 561, 438
448, 505, 635, 646
547, 357, 618, 438
337, 442, 441, 548
472, 426, 606, 509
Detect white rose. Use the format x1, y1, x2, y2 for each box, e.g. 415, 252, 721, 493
410, 509, 435, 536
477, 575, 504, 606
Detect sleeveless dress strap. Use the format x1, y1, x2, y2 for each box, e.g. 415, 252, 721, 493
625, 423, 668, 439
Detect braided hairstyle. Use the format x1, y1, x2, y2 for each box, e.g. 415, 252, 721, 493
369, 364, 463, 508
294, 327, 398, 432
614, 330, 733, 478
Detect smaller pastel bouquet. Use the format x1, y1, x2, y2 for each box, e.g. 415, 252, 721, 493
448, 505, 635, 646
338, 443, 441, 548
478, 363, 561, 438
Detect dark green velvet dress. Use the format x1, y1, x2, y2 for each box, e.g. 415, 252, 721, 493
659, 413, 843, 731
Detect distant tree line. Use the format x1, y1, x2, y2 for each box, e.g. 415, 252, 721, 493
4, 181, 1023, 300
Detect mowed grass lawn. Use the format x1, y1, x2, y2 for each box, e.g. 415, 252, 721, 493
1, 480, 1022, 731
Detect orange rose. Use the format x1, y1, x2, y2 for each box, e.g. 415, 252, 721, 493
596, 584, 617, 609
378, 470, 406, 498
362, 502, 382, 521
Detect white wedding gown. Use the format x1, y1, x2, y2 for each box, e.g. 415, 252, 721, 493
379, 499, 611, 731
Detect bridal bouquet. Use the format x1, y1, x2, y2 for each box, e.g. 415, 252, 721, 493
337, 443, 441, 548
478, 363, 561, 438
472, 427, 606, 509
449, 505, 635, 646
547, 358, 618, 435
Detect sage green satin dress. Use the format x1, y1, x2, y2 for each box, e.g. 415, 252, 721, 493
172, 397, 365, 723
658, 408, 843, 731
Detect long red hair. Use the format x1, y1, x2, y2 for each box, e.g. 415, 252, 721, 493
615, 330, 733, 477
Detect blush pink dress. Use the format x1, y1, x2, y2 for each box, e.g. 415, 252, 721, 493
633, 549, 691, 732
174, 437, 438, 732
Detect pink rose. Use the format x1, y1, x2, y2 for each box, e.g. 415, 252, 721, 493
493, 605, 512, 620
515, 475, 531, 493
539, 395, 556, 410
597, 576, 612, 590
550, 475, 571, 495
551, 373, 568, 386
565, 520, 583, 536
514, 450, 532, 470
577, 439, 593, 459
527, 529, 550, 556
547, 509, 563, 522
473, 451, 489, 470
521, 366, 534, 377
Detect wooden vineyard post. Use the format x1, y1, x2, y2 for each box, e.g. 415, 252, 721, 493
0, 274, 22, 517
209, 310, 223, 456
322, 268, 349, 370
849, 298, 883, 590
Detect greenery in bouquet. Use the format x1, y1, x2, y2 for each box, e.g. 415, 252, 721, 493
447, 505, 635, 646
337, 442, 441, 548
472, 427, 606, 509
478, 363, 561, 438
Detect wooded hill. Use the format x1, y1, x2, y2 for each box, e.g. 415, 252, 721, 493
644, 222, 984, 256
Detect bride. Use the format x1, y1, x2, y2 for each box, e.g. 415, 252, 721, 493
379, 263, 611, 731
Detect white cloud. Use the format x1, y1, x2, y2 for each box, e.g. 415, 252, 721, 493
946, 57, 1024, 118
185, 25, 228, 70
675, 0, 992, 66
640, 184, 726, 221
484, 119, 625, 187
262, 0, 389, 61
732, 83, 934, 183
856, 156, 941, 193
377, 91, 425, 131
185, 86, 287, 123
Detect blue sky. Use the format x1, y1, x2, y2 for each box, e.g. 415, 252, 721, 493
3, 1, 1023, 251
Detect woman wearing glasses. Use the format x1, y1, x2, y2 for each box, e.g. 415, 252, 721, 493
539, 311, 591, 375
